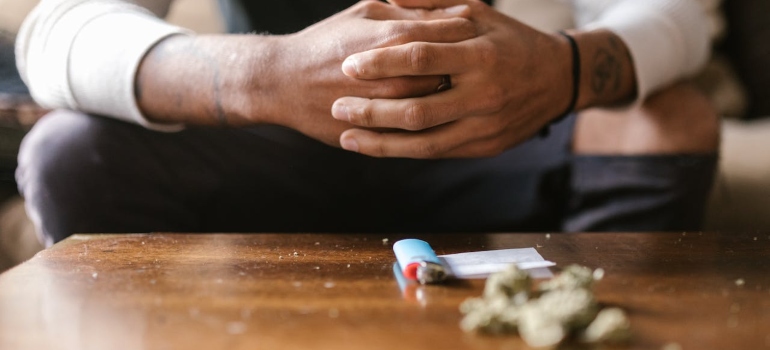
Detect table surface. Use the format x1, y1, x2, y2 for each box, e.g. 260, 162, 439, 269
0, 232, 768, 350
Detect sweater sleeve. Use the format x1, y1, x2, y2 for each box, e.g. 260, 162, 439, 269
15, 0, 188, 131
580, 0, 711, 102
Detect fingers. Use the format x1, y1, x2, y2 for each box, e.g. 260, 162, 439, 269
387, 0, 470, 10
339, 119, 501, 158
339, 124, 464, 159
358, 75, 449, 99
342, 40, 478, 79
388, 17, 477, 47
362, 1, 471, 20
365, 17, 477, 50
334, 81, 508, 130
332, 88, 482, 130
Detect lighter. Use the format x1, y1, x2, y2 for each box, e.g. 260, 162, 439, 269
393, 239, 447, 284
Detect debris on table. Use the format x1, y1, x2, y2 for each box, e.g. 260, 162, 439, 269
460, 264, 630, 348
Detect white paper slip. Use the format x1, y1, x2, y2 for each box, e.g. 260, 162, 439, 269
447, 261, 557, 278
438, 248, 555, 279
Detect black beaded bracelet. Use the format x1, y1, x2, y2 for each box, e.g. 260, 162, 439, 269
540, 31, 580, 138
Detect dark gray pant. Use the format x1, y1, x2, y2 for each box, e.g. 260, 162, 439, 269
17, 111, 717, 246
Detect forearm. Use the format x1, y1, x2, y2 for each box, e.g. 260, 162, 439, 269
136, 35, 280, 127
18, 0, 284, 129
578, 0, 711, 102
141, 2, 477, 146
567, 29, 637, 111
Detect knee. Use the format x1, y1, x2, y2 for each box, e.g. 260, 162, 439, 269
17, 110, 132, 244
574, 82, 721, 155
18, 110, 115, 189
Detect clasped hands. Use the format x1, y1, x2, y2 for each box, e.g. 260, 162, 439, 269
270, 0, 572, 158
331, 0, 572, 158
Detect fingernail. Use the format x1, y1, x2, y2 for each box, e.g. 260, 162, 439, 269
341, 56, 359, 76
444, 5, 468, 15
341, 137, 359, 152
332, 102, 350, 121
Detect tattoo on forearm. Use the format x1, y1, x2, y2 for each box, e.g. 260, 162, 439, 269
591, 49, 620, 95
183, 45, 228, 126
590, 37, 623, 97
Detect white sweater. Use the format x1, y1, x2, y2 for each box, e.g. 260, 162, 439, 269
16, 0, 711, 131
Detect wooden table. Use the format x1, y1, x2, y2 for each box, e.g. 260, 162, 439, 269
0, 232, 768, 350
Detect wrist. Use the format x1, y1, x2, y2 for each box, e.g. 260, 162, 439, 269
566, 29, 637, 110
557, 31, 581, 119
225, 35, 284, 126
537, 31, 575, 135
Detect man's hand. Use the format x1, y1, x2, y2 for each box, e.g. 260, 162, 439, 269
333, 1, 636, 158
269, 1, 476, 146
136, 1, 476, 146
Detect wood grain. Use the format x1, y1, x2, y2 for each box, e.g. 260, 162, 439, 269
0, 232, 768, 350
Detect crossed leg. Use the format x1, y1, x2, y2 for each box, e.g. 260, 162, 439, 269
566, 82, 720, 231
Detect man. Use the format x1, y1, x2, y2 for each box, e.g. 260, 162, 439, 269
16, 0, 719, 246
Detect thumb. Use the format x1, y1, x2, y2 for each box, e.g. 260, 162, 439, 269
387, 0, 469, 9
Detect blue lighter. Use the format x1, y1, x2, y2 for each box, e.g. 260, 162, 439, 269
393, 239, 447, 284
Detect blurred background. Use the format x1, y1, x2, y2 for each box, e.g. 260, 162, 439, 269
1, 0, 769, 273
